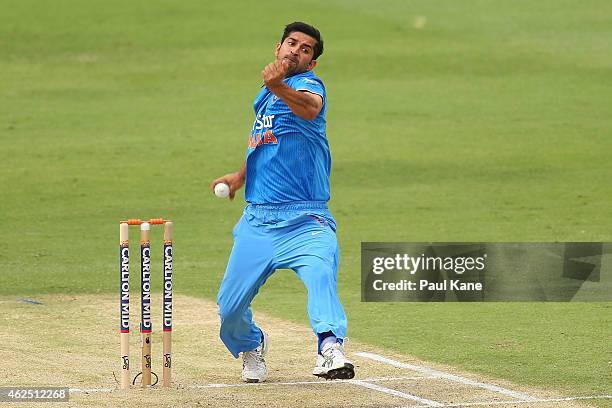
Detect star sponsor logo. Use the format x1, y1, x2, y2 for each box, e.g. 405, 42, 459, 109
252, 114, 275, 131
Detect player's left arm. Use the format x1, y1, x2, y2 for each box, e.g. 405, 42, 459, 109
262, 60, 323, 121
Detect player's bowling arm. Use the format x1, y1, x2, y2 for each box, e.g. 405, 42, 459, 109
268, 83, 323, 121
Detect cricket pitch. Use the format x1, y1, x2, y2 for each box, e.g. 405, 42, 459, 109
0, 295, 608, 408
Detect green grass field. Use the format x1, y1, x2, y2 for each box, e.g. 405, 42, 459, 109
1, 0, 611, 404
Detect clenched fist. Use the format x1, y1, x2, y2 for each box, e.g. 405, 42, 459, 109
262, 60, 289, 91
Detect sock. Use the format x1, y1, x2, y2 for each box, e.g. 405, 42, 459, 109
318, 331, 337, 354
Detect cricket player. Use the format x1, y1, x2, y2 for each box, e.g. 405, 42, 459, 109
211, 22, 354, 383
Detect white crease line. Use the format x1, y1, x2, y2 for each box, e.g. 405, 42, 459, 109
193, 375, 437, 389
350, 380, 444, 407
70, 375, 438, 393
69, 388, 114, 393
367, 376, 440, 382
355, 352, 537, 401
396, 395, 612, 408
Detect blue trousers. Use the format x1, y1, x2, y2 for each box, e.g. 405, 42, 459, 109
217, 202, 348, 358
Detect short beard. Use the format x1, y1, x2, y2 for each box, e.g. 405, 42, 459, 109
279, 56, 307, 77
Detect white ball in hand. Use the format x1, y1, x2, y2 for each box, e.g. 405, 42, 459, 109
214, 183, 230, 199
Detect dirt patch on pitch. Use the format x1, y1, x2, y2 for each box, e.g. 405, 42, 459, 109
0, 295, 604, 408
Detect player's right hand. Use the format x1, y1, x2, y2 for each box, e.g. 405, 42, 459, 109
211, 172, 244, 201
262, 59, 290, 91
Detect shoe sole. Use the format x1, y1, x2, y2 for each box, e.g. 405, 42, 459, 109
244, 378, 264, 383
313, 363, 355, 380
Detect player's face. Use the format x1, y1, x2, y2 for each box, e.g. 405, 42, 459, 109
275, 31, 318, 76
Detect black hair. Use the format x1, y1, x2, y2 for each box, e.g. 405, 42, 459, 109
280, 22, 324, 60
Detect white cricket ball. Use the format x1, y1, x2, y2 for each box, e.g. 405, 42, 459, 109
214, 182, 230, 198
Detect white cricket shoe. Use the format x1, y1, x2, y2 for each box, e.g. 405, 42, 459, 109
241, 330, 269, 383
313, 341, 355, 380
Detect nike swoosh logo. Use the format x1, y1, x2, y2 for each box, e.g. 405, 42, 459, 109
311, 231, 324, 236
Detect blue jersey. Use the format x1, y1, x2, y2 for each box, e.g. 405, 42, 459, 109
244, 70, 330, 204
